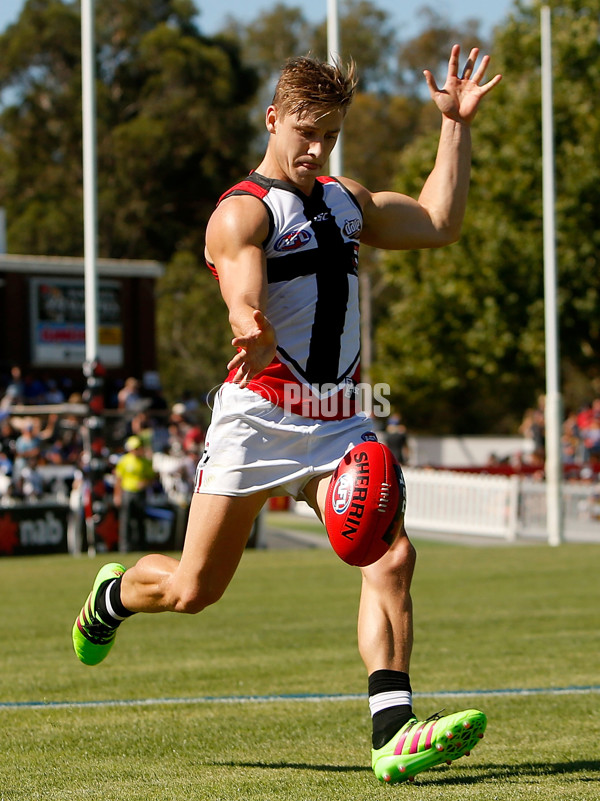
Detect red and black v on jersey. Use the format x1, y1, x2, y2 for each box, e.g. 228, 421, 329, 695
207, 172, 364, 420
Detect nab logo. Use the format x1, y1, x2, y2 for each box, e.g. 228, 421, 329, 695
274, 229, 312, 252
344, 218, 362, 238
332, 473, 354, 515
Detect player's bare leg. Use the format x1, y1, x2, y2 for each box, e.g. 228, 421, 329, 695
120, 491, 270, 613
304, 472, 415, 674
72, 490, 269, 665
357, 526, 416, 674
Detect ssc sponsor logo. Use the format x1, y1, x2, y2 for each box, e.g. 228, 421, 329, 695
332, 473, 354, 515
274, 229, 312, 252
344, 218, 362, 238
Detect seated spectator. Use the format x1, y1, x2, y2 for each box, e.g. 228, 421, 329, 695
23, 372, 48, 404
581, 416, 600, 462
117, 377, 142, 411
18, 458, 44, 500
44, 379, 65, 404
13, 420, 42, 482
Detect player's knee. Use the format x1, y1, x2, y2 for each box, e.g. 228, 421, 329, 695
379, 532, 416, 584
394, 534, 417, 575
171, 579, 225, 615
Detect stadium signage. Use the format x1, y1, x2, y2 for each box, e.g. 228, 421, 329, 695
0, 505, 69, 556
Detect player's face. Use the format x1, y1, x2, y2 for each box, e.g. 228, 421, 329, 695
266, 105, 344, 191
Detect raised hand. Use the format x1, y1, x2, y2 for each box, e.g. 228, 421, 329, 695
228, 309, 276, 387
423, 44, 502, 125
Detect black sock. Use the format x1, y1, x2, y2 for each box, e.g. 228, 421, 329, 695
369, 669, 414, 749
96, 576, 135, 627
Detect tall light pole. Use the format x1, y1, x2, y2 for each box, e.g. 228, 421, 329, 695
327, 0, 343, 177
81, 0, 99, 364
81, 0, 105, 555
541, 5, 563, 546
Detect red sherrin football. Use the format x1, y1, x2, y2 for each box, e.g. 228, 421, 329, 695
325, 441, 405, 567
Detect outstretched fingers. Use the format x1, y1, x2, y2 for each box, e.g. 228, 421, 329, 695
446, 43, 461, 82
464, 51, 502, 94
479, 69, 503, 96
460, 47, 479, 80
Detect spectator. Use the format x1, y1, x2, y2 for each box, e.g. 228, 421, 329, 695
1, 366, 25, 408
117, 377, 142, 411
23, 373, 48, 404
128, 411, 154, 453
519, 405, 545, 459
581, 416, 600, 462
44, 379, 65, 404
385, 412, 410, 465
19, 458, 44, 500
13, 419, 42, 483
113, 435, 156, 553
0, 416, 18, 460
0, 447, 13, 498
178, 390, 200, 423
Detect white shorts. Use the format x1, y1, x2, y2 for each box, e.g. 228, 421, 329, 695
194, 383, 377, 499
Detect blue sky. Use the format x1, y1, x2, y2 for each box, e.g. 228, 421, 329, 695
1, 0, 517, 40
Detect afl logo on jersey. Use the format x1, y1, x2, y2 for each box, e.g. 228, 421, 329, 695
344, 218, 362, 238
274, 229, 312, 252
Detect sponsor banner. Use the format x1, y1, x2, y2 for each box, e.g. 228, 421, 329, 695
0, 503, 179, 556
93, 505, 179, 553
0, 505, 70, 556
30, 278, 124, 367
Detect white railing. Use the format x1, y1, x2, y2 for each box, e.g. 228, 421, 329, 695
403, 468, 520, 539
403, 468, 600, 543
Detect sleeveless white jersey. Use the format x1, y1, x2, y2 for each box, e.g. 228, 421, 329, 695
209, 172, 364, 420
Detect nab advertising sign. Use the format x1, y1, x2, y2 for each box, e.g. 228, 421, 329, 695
0, 505, 69, 556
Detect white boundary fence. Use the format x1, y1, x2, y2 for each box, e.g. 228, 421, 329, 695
402, 468, 520, 539
402, 468, 600, 543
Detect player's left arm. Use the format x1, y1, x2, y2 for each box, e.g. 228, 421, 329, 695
344, 45, 502, 251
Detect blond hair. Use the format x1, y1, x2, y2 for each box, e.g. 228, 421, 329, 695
272, 56, 357, 119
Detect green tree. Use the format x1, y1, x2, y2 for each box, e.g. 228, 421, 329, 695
0, 0, 258, 261
396, 6, 486, 94
0, 0, 259, 398
156, 250, 231, 412
373, 0, 600, 433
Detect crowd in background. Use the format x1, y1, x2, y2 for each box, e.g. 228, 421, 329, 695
517, 393, 600, 479
0, 366, 206, 506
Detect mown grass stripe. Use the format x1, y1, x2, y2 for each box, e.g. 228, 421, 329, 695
2, 684, 599, 711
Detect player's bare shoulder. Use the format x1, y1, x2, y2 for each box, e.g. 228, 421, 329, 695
205, 193, 270, 265
338, 175, 371, 210
336, 176, 374, 238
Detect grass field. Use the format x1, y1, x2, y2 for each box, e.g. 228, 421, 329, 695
1, 521, 599, 800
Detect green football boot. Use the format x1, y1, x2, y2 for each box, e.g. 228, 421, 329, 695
72, 563, 126, 666
372, 708, 487, 784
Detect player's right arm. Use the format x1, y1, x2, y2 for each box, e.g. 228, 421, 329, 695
205, 195, 277, 386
